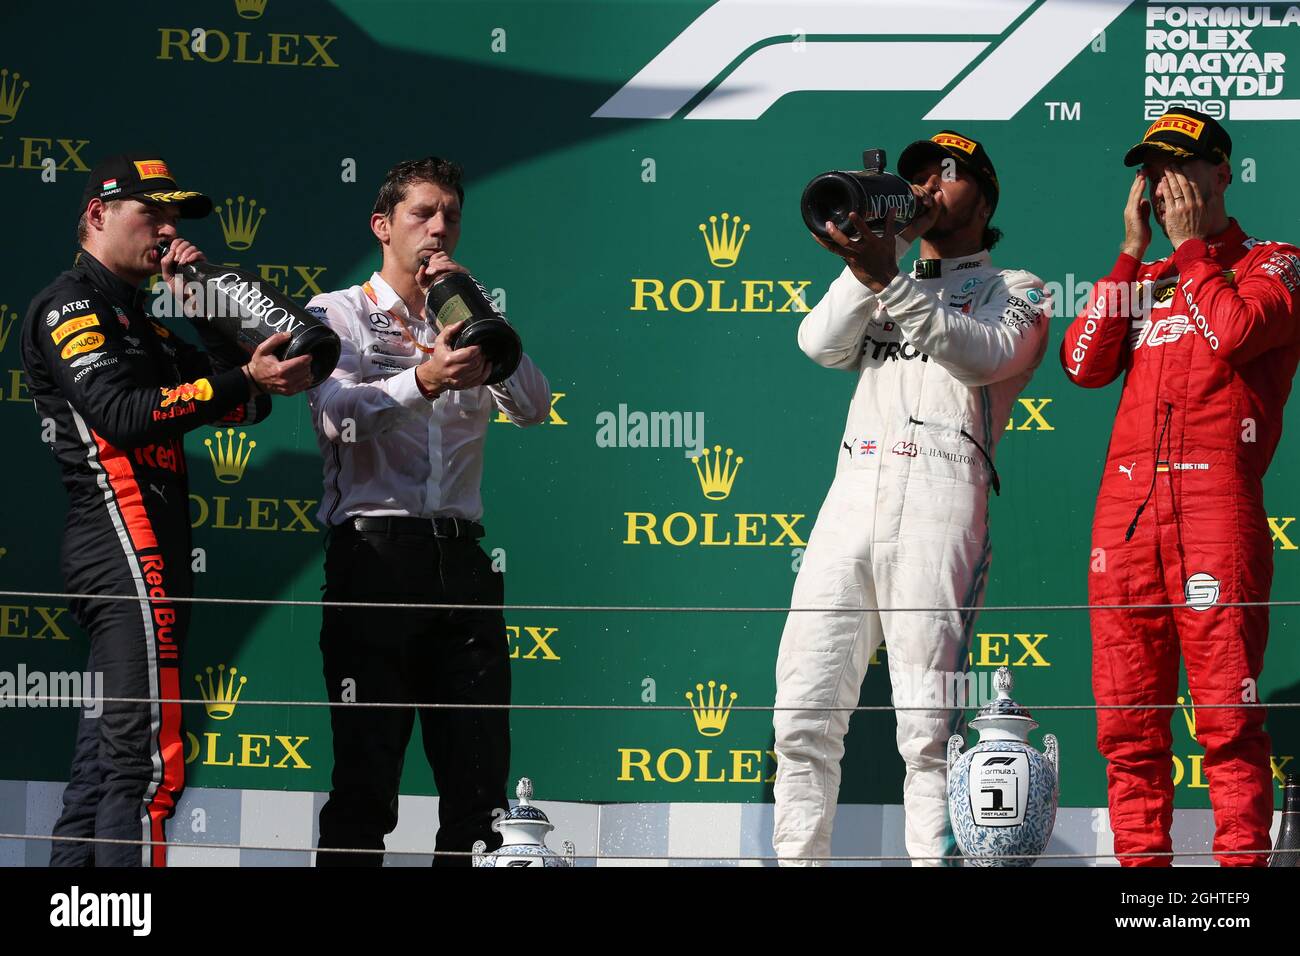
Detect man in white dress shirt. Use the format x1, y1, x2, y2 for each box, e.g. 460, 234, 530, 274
306, 157, 551, 866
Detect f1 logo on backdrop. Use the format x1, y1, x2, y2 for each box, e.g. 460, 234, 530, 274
594, 0, 1133, 121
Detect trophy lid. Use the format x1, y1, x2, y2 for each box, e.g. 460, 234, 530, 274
497, 777, 555, 832
969, 666, 1037, 728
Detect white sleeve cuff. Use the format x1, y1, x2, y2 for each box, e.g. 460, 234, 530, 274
389, 366, 437, 410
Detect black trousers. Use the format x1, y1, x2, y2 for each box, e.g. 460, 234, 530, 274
51, 509, 192, 868
315, 524, 510, 867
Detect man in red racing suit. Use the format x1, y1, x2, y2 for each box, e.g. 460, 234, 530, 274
1061, 109, 1299, 866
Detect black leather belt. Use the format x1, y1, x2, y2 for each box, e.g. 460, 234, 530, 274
343, 516, 485, 540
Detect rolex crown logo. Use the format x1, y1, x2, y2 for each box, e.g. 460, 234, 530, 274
216, 196, 267, 251
205, 428, 256, 484
235, 0, 269, 19
197, 664, 247, 720
692, 444, 743, 501
698, 212, 750, 268
1177, 693, 1197, 740
687, 680, 737, 737
0, 69, 31, 125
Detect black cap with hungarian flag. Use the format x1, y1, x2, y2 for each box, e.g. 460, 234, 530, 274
897, 130, 1001, 213
1123, 109, 1232, 166
80, 152, 213, 219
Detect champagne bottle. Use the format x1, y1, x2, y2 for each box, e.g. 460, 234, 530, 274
801, 148, 918, 242
1271, 771, 1299, 867
158, 241, 341, 387
424, 270, 522, 386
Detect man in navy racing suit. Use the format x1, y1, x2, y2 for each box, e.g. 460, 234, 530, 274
20, 152, 312, 866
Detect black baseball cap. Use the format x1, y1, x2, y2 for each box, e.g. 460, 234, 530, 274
1123, 109, 1232, 166
897, 130, 1000, 213
80, 152, 213, 218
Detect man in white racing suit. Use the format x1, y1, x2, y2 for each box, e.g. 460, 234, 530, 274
773, 131, 1050, 865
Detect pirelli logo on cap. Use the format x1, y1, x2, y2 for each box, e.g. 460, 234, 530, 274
1147, 114, 1205, 140
61, 331, 105, 360
933, 133, 977, 154
134, 159, 172, 180
50, 313, 100, 345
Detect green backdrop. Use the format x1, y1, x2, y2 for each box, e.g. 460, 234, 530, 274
1, 0, 1298, 808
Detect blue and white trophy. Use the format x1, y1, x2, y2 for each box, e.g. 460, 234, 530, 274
472, 778, 575, 868
947, 666, 1059, 866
